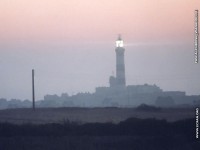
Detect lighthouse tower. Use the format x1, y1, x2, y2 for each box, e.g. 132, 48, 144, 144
115, 35, 126, 87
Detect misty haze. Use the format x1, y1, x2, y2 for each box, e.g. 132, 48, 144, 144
0, 35, 200, 109
0, 0, 200, 150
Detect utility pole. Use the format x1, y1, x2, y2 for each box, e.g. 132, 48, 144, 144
32, 69, 35, 111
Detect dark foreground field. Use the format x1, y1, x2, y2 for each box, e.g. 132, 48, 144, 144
0, 107, 199, 150
0, 107, 195, 124
0, 118, 199, 150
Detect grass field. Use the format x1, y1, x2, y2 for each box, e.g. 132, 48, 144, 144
0, 116, 198, 150
0, 107, 198, 150
0, 107, 195, 124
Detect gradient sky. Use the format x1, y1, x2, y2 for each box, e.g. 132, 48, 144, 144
0, 0, 200, 100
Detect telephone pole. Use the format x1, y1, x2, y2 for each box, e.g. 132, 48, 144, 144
32, 69, 35, 111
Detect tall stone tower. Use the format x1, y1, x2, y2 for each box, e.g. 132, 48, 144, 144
115, 35, 126, 87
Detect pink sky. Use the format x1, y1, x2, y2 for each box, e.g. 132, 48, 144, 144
0, 0, 199, 100
0, 0, 199, 42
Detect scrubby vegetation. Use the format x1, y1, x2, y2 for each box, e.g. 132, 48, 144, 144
0, 117, 199, 150
136, 103, 161, 111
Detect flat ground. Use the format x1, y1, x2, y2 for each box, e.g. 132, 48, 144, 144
0, 107, 195, 124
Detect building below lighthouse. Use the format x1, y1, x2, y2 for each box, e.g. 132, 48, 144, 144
93, 35, 195, 107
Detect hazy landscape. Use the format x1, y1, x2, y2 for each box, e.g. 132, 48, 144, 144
0, 106, 195, 124
0, 0, 199, 149
0, 108, 198, 150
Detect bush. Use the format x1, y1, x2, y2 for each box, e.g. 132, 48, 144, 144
136, 104, 161, 111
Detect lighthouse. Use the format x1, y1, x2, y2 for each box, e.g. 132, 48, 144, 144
115, 35, 126, 87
